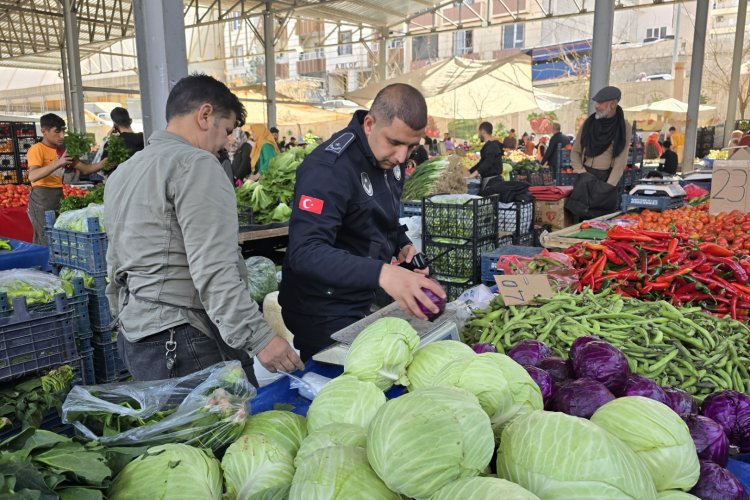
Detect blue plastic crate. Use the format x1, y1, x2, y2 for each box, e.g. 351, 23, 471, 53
91, 337, 128, 383
78, 348, 96, 385
0, 238, 50, 272
91, 327, 117, 345
0, 294, 77, 382
480, 245, 544, 283
86, 275, 115, 331
621, 194, 685, 212
45, 211, 108, 276
0, 409, 73, 441
727, 455, 750, 495
399, 200, 422, 218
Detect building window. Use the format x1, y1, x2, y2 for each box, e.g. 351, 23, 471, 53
453, 30, 473, 56
231, 12, 241, 31
646, 26, 668, 40
387, 38, 404, 49
502, 24, 524, 49
232, 45, 244, 67
299, 47, 325, 61
338, 30, 353, 56
413, 33, 438, 61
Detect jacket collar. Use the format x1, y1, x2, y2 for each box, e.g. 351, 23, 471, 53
148, 130, 195, 147
349, 110, 377, 166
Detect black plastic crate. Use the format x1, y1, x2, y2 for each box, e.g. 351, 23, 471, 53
399, 200, 422, 218
237, 204, 254, 231
92, 327, 117, 345
0, 122, 12, 140
0, 167, 20, 185
45, 211, 108, 276
514, 232, 536, 246
422, 195, 499, 241
79, 348, 95, 385
91, 337, 128, 383
15, 136, 38, 155
480, 245, 545, 283
12, 122, 37, 139
424, 236, 497, 282
0, 138, 14, 155
433, 276, 478, 302
0, 294, 77, 382
0, 153, 15, 169
498, 200, 534, 236
511, 169, 554, 186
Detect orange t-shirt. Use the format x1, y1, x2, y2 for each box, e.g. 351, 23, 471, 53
28, 142, 64, 188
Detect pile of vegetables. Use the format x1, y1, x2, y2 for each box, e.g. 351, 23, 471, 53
0, 365, 75, 431
244, 256, 278, 303
102, 135, 131, 171
59, 184, 104, 213
235, 145, 315, 224
53, 204, 105, 232
0, 185, 30, 208
565, 226, 750, 321
400, 157, 451, 200
0, 269, 73, 308
462, 288, 750, 400
63, 131, 94, 161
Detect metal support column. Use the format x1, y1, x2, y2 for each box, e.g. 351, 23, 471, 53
683, 0, 710, 171
378, 29, 387, 81
723, 0, 748, 144
133, 0, 188, 139
588, 0, 615, 115
60, 47, 73, 126
62, 0, 85, 132
264, 5, 277, 128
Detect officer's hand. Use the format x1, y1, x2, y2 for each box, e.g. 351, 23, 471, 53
379, 264, 447, 320
257, 336, 304, 373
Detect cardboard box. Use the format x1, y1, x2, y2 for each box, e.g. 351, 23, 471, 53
534, 198, 574, 231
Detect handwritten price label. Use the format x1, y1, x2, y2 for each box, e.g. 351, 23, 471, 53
710, 160, 750, 215
494, 274, 554, 306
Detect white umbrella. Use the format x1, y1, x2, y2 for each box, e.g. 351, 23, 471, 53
642, 97, 715, 114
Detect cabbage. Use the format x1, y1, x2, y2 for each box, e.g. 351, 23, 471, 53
245, 256, 278, 303
497, 410, 658, 499
406, 340, 474, 391
290, 446, 398, 500
240, 410, 307, 456
295, 423, 367, 467
552, 378, 614, 418
523, 365, 553, 408
431, 353, 543, 436
689, 460, 749, 500
508, 340, 552, 366
221, 434, 295, 500
109, 443, 222, 500
367, 386, 494, 499
472, 342, 497, 353
537, 356, 572, 385
343, 317, 420, 390
418, 279, 446, 321
571, 340, 630, 394
591, 396, 699, 492
568, 335, 600, 363
306, 374, 385, 432
665, 387, 699, 418
657, 491, 699, 499
701, 390, 750, 451
622, 374, 671, 406
684, 415, 730, 467
430, 476, 540, 499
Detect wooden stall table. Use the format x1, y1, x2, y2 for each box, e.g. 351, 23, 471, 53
238, 226, 289, 243
541, 212, 622, 250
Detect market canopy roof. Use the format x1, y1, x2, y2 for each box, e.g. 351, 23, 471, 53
624, 98, 716, 114
346, 55, 567, 120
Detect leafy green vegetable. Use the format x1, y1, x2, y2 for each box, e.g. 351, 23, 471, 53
431, 476, 540, 499
103, 135, 131, 171
59, 185, 104, 214
0, 269, 68, 308
240, 410, 307, 457
0, 365, 75, 430
221, 434, 295, 500
244, 256, 278, 303
306, 375, 385, 433
63, 131, 94, 161
401, 157, 450, 201
294, 423, 366, 467
406, 340, 474, 391
53, 204, 105, 232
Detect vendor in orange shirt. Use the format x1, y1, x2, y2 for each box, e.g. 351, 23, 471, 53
27, 113, 105, 245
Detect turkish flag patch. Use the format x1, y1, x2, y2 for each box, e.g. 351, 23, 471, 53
299, 195, 324, 214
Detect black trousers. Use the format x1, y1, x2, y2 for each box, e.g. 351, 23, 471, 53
281, 309, 365, 362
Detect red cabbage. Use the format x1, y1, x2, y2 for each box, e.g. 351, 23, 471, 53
570, 341, 630, 395
552, 378, 615, 419
684, 415, 730, 467
665, 387, 699, 418
537, 356, 573, 385
472, 343, 497, 354
523, 365, 553, 408
417, 285, 446, 322
568, 335, 600, 363
701, 390, 750, 452
689, 460, 749, 500
622, 374, 671, 407
507, 340, 552, 367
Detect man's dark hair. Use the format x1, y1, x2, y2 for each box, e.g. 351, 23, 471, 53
369, 83, 427, 130
509, 128, 516, 133
40, 113, 65, 131
552, 122, 561, 132
110, 107, 132, 127
166, 73, 246, 127
270, 126, 279, 134
479, 121, 493, 135
669, 126, 676, 132
663, 140, 672, 149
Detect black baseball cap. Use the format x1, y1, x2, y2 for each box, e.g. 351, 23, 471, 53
592, 86, 622, 103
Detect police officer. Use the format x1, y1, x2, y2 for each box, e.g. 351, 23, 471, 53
278, 84, 446, 361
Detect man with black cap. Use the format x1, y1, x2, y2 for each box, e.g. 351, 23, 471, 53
571, 86, 631, 186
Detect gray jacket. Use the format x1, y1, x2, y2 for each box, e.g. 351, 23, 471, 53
103, 130, 275, 356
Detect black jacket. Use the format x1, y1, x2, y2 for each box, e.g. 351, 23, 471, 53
658, 150, 678, 175
469, 140, 503, 178
542, 132, 571, 169
409, 145, 429, 166
279, 110, 410, 318
231, 142, 252, 180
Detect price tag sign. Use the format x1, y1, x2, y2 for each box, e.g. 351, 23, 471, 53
710, 160, 750, 215
494, 274, 554, 306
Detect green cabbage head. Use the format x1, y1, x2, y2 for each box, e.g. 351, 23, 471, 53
108, 443, 222, 500
343, 317, 420, 390
221, 434, 295, 500
591, 396, 700, 492
407, 340, 474, 391
295, 423, 367, 467
290, 446, 399, 500
306, 374, 385, 433
240, 410, 307, 456
431, 352, 543, 436
657, 491, 699, 499
367, 386, 494, 499
430, 476, 540, 499
497, 410, 658, 500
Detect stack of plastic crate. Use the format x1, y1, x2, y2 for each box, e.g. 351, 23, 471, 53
0, 122, 18, 185
421, 195, 499, 301
13, 122, 38, 184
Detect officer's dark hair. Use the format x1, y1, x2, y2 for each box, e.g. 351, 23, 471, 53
479, 121, 493, 135
110, 107, 133, 127
669, 126, 676, 132
369, 83, 427, 131
166, 73, 246, 128
270, 126, 279, 133
40, 113, 65, 131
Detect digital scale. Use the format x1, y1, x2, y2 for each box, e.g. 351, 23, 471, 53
621, 175, 687, 212
312, 301, 460, 366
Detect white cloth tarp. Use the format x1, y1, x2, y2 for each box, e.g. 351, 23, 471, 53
624, 98, 715, 114
346, 55, 567, 120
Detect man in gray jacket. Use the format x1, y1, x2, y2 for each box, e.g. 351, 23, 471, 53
104, 74, 303, 382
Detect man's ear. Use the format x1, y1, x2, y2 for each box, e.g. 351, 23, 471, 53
363, 114, 376, 135
196, 103, 214, 131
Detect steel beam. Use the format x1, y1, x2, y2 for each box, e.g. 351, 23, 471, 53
683, 0, 709, 171
63, 0, 86, 132
264, 3, 277, 126
588, 0, 614, 115
723, 0, 747, 144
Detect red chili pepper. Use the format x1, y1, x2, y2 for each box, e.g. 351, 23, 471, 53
672, 282, 698, 296
667, 238, 679, 256
641, 245, 668, 253
601, 247, 623, 265
731, 296, 739, 320
698, 243, 734, 257
686, 253, 707, 268
656, 268, 692, 284
643, 282, 670, 293
611, 241, 640, 257
608, 226, 657, 242
733, 283, 750, 296
675, 293, 716, 303
714, 257, 749, 283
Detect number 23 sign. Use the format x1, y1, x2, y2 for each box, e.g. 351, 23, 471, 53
710, 160, 750, 215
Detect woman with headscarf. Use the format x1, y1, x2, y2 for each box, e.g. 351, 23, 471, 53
249, 124, 281, 175
644, 132, 663, 160
230, 128, 252, 184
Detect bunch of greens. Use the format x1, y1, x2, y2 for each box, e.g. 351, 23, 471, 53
53, 204, 105, 232
59, 184, 104, 213
59, 267, 96, 289
0, 365, 76, 431
63, 131, 94, 161
0, 239, 10, 251
103, 135, 131, 171
401, 157, 450, 201
0, 269, 70, 308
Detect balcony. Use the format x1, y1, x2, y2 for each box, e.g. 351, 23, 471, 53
297, 58, 326, 76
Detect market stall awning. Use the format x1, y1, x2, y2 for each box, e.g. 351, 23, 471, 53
346, 55, 564, 120
626, 98, 715, 114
